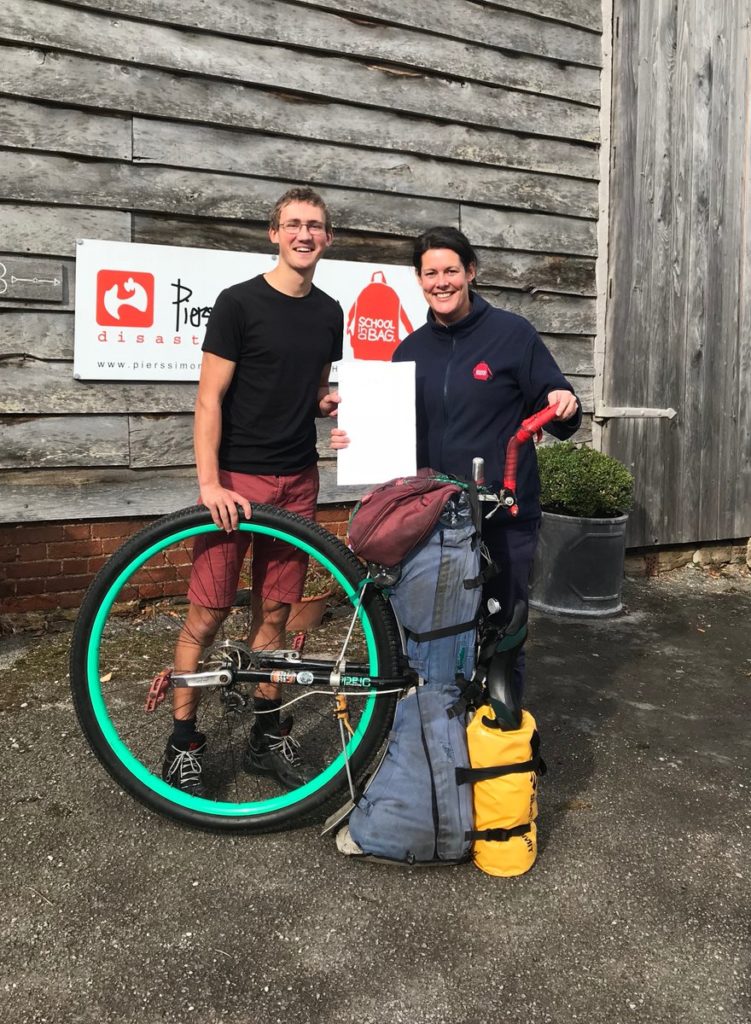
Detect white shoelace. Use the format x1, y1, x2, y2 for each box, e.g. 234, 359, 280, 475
167, 748, 203, 785
265, 733, 301, 764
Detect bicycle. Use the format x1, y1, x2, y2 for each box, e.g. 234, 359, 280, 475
69, 406, 558, 834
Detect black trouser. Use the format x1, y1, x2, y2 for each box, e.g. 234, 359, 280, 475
480, 516, 540, 699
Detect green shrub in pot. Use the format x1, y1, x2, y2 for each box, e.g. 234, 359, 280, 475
531, 443, 635, 616
536, 442, 634, 520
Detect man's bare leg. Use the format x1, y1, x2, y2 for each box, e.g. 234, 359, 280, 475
162, 603, 231, 793
170, 595, 284, 728
248, 591, 290, 702
171, 602, 230, 720
245, 591, 313, 787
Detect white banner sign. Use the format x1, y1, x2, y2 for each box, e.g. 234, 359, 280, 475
74, 239, 427, 381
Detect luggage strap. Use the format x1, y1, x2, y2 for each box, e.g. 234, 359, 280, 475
455, 755, 545, 784
463, 559, 500, 590
404, 615, 479, 643
465, 823, 531, 843
455, 731, 547, 783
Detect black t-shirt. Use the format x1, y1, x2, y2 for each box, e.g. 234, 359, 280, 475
202, 275, 343, 474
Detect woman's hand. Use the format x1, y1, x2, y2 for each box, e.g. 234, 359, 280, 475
547, 390, 578, 421
330, 427, 350, 450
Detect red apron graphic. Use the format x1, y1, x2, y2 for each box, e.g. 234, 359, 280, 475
347, 271, 414, 361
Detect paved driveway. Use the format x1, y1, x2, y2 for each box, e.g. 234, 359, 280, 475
2, 569, 749, 1024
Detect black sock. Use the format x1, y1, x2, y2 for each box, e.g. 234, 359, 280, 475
171, 717, 199, 748
253, 698, 281, 735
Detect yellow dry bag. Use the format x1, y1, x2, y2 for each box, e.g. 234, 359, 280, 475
462, 706, 544, 877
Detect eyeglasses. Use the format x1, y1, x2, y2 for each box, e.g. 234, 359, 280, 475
278, 220, 328, 236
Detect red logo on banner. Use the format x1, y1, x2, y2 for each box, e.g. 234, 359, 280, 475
473, 361, 493, 381
347, 271, 414, 361
96, 270, 155, 327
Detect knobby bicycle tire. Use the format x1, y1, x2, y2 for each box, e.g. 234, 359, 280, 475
69, 504, 401, 833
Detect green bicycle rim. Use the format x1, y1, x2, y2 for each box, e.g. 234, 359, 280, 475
85, 521, 380, 817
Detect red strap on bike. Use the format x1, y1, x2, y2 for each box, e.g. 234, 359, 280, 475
502, 405, 559, 517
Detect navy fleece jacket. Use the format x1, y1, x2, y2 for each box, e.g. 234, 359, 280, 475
392, 292, 581, 521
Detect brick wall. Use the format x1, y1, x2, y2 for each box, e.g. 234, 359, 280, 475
0, 506, 352, 615
3, 510, 749, 618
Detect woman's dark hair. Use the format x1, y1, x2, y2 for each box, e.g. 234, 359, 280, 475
412, 226, 478, 276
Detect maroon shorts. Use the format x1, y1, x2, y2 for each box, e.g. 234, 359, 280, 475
187, 465, 319, 609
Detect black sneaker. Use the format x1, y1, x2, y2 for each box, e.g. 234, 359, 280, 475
243, 721, 315, 790
162, 734, 207, 796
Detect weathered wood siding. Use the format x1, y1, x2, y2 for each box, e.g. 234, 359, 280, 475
603, 0, 751, 546
0, 0, 602, 523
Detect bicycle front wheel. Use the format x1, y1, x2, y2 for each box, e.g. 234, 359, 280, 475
69, 504, 401, 832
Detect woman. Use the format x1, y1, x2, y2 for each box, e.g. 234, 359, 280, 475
333, 226, 581, 698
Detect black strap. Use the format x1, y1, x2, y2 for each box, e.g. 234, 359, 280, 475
448, 677, 485, 719
531, 731, 547, 776
456, 756, 541, 785
455, 730, 547, 783
463, 559, 500, 590
405, 615, 479, 643
465, 824, 531, 843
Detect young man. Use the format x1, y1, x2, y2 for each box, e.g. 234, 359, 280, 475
162, 186, 343, 796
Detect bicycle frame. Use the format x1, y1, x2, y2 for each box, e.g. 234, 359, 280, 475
172, 656, 406, 692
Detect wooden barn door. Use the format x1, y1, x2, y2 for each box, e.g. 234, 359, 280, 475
602, 0, 751, 546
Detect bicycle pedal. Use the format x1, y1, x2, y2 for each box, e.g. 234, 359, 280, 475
144, 669, 172, 712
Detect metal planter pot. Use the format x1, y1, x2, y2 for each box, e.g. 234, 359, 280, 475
530, 510, 629, 617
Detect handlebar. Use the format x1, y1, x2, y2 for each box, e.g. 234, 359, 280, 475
500, 405, 559, 518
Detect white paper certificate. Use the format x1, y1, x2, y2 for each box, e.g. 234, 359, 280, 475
335, 361, 416, 486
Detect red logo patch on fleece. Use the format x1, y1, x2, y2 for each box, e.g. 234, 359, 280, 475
472, 361, 493, 382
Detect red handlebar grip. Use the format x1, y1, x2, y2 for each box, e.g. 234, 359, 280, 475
521, 404, 559, 434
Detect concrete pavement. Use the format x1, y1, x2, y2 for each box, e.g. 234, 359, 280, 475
1, 567, 749, 1024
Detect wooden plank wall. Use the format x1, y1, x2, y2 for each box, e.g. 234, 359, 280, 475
0, 0, 602, 523
603, 0, 751, 546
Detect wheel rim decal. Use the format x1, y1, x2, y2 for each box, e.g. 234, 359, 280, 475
86, 521, 380, 816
